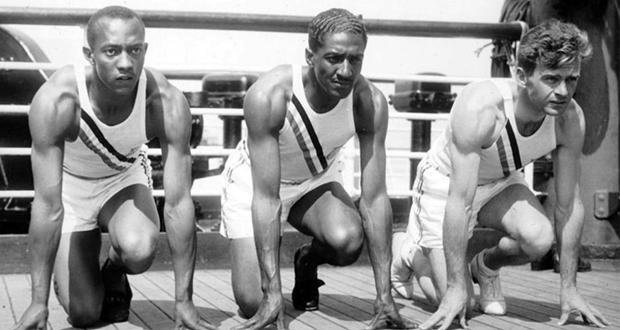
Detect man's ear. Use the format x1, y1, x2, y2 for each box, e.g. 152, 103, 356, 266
305, 48, 314, 67
82, 47, 94, 64
515, 67, 527, 87
143, 42, 149, 55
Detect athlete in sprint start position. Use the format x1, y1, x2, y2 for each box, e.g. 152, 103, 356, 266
221, 8, 416, 330
391, 19, 609, 330
13, 6, 214, 330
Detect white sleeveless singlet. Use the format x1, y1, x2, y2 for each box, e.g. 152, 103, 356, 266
63, 65, 149, 179
276, 65, 356, 183
428, 79, 556, 185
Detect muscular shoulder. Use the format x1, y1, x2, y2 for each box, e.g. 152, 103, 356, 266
145, 67, 186, 108
33, 65, 78, 107
244, 64, 292, 132
29, 65, 79, 138
144, 68, 191, 139
352, 76, 388, 132
556, 99, 585, 148
450, 80, 505, 149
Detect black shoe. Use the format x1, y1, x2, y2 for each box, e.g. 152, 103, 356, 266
100, 259, 132, 323
292, 245, 325, 311
531, 249, 554, 271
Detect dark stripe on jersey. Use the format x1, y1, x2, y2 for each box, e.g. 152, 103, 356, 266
291, 95, 328, 170
286, 111, 319, 175
496, 135, 510, 177
80, 109, 136, 164
505, 121, 522, 170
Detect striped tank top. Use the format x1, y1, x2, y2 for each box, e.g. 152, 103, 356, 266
238, 65, 356, 184
63, 65, 149, 179
429, 79, 556, 185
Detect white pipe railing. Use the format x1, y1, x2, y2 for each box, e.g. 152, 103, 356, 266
0, 61, 484, 85
0, 104, 450, 121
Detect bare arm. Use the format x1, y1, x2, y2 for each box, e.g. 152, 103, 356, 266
235, 69, 289, 329
148, 71, 214, 330
13, 69, 78, 329
356, 82, 392, 302
553, 104, 608, 327
246, 79, 285, 303
421, 82, 498, 330
356, 80, 417, 330
552, 107, 584, 292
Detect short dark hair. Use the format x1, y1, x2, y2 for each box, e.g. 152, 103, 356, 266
308, 8, 367, 52
517, 19, 591, 75
86, 6, 145, 48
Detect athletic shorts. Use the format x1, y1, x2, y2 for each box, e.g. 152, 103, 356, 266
406, 158, 528, 249
61, 152, 152, 233
220, 143, 346, 239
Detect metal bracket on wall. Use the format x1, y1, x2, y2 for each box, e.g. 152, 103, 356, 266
593, 190, 620, 219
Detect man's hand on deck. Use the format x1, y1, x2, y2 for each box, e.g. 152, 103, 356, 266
365, 297, 418, 329
231, 292, 287, 330
12, 303, 48, 330
419, 285, 469, 330
174, 300, 217, 330
558, 287, 609, 328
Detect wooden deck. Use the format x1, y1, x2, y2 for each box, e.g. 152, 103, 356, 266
0, 260, 618, 330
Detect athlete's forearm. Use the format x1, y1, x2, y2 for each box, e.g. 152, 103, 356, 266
251, 197, 283, 295
554, 200, 584, 289
164, 198, 197, 303
443, 198, 471, 286
28, 199, 63, 305
358, 195, 392, 300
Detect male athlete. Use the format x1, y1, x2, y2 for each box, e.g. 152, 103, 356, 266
12, 6, 214, 330
220, 8, 415, 330
390, 20, 609, 329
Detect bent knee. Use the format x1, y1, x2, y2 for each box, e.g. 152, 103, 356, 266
519, 221, 554, 260
328, 227, 364, 266
116, 233, 158, 274
234, 292, 261, 319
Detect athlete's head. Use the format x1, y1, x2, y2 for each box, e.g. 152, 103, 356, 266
306, 9, 367, 99
517, 19, 591, 76
83, 6, 147, 95
516, 20, 591, 116
307, 8, 367, 52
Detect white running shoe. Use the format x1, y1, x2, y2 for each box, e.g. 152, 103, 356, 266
470, 250, 507, 315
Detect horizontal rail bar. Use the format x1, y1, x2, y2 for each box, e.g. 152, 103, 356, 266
0, 104, 450, 121
0, 146, 234, 156
0, 61, 483, 85
0, 147, 425, 159
0, 7, 525, 40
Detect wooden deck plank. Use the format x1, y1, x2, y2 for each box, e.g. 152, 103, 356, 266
329, 266, 532, 330
500, 268, 620, 322
144, 271, 242, 329
128, 273, 179, 330
506, 267, 620, 304
1, 261, 618, 330
192, 269, 316, 330
342, 265, 616, 330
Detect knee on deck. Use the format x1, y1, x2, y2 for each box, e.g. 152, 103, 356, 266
68, 300, 102, 328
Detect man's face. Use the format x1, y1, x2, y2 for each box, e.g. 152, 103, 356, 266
307, 32, 366, 98
521, 60, 581, 116
86, 17, 147, 95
